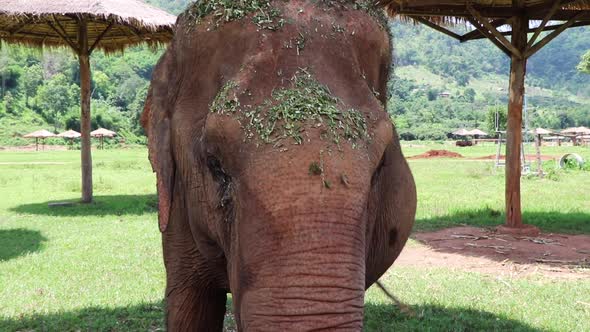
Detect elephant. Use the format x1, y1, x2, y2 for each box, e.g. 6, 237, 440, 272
142, 1, 416, 330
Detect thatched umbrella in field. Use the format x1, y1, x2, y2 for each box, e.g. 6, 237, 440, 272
91, 127, 116, 150
467, 129, 488, 137
0, 0, 176, 203
562, 126, 590, 135
452, 128, 471, 137
23, 129, 56, 151
57, 129, 81, 148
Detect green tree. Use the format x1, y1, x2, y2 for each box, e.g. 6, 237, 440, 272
485, 106, 506, 135
36, 73, 79, 131
579, 51, 590, 74
23, 64, 43, 106
463, 88, 476, 103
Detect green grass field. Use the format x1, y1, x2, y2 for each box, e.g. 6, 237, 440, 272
1, 144, 589, 331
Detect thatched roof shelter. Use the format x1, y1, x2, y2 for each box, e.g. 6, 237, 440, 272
0, 0, 176, 203
57, 130, 81, 139
380, 0, 590, 232
91, 128, 116, 138
530, 128, 553, 135
453, 128, 471, 136
0, 0, 176, 53
24, 129, 56, 138
468, 129, 488, 136
91, 128, 116, 150
562, 126, 590, 135
23, 129, 56, 151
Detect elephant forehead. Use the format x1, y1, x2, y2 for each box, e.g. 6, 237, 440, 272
238, 146, 373, 213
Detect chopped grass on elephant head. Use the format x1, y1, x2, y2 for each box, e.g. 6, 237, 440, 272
315, 0, 388, 28
210, 81, 240, 114
209, 69, 369, 148
184, 0, 287, 30
245, 69, 369, 146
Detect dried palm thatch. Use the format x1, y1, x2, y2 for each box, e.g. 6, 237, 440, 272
90, 128, 116, 138
58, 130, 82, 139
0, 0, 176, 53
24, 129, 56, 138
379, 0, 590, 23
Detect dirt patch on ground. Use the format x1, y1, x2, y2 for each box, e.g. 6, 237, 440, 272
0, 145, 68, 152
396, 226, 590, 279
474, 154, 558, 161
408, 150, 464, 159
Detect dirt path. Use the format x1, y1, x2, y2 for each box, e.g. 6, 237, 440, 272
396, 226, 590, 279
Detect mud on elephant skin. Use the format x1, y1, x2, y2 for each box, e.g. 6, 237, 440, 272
142, 1, 416, 330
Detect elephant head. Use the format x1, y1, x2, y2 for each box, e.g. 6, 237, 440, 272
143, 1, 416, 330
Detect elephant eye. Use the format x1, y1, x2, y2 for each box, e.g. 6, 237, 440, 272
206, 155, 235, 222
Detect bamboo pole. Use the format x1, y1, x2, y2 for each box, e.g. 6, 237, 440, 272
79, 18, 93, 203
535, 134, 543, 178
505, 14, 527, 228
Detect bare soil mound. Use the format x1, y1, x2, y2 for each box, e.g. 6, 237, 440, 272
408, 150, 464, 159
475, 154, 558, 161
397, 226, 590, 279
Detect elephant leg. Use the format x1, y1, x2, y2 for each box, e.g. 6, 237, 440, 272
166, 284, 227, 331
163, 188, 227, 331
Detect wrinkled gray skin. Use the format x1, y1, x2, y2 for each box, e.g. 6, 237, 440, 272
143, 2, 416, 331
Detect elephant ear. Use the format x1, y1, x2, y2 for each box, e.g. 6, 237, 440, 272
365, 138, 417, 286
143, 51, 176, 233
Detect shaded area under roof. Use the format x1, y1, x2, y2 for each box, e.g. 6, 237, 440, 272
0, 0, 176, 53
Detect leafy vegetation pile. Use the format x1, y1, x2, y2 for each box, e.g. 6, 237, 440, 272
211, 70, 368, 146
183, 0, 286, 31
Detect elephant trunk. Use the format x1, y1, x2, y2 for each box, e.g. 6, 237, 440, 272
235, 208, 367, 331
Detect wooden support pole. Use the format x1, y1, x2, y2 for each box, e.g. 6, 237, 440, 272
535, 134, 543, 178
79, 18, 93, 203
505, 14, 527, 228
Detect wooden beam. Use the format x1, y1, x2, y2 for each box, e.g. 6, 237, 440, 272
466, 17, 511, 57
460, 19, 508, 42
525, 12, 585, 58
88, 21, 115, 54
7, 18, 35, 36
526, 0, 563, 49
460, 20, 590, 40
467, 4, 523, 58
412, 16, 462, 40
46, 21, 79, 53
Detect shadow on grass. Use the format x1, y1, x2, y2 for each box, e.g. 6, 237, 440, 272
364, 302, 542, 331
0, 300, 541, 332
415, 208, 590, 234
10, 195, 158, 217
0, 229, 47, 261
0, 301, 164, 331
